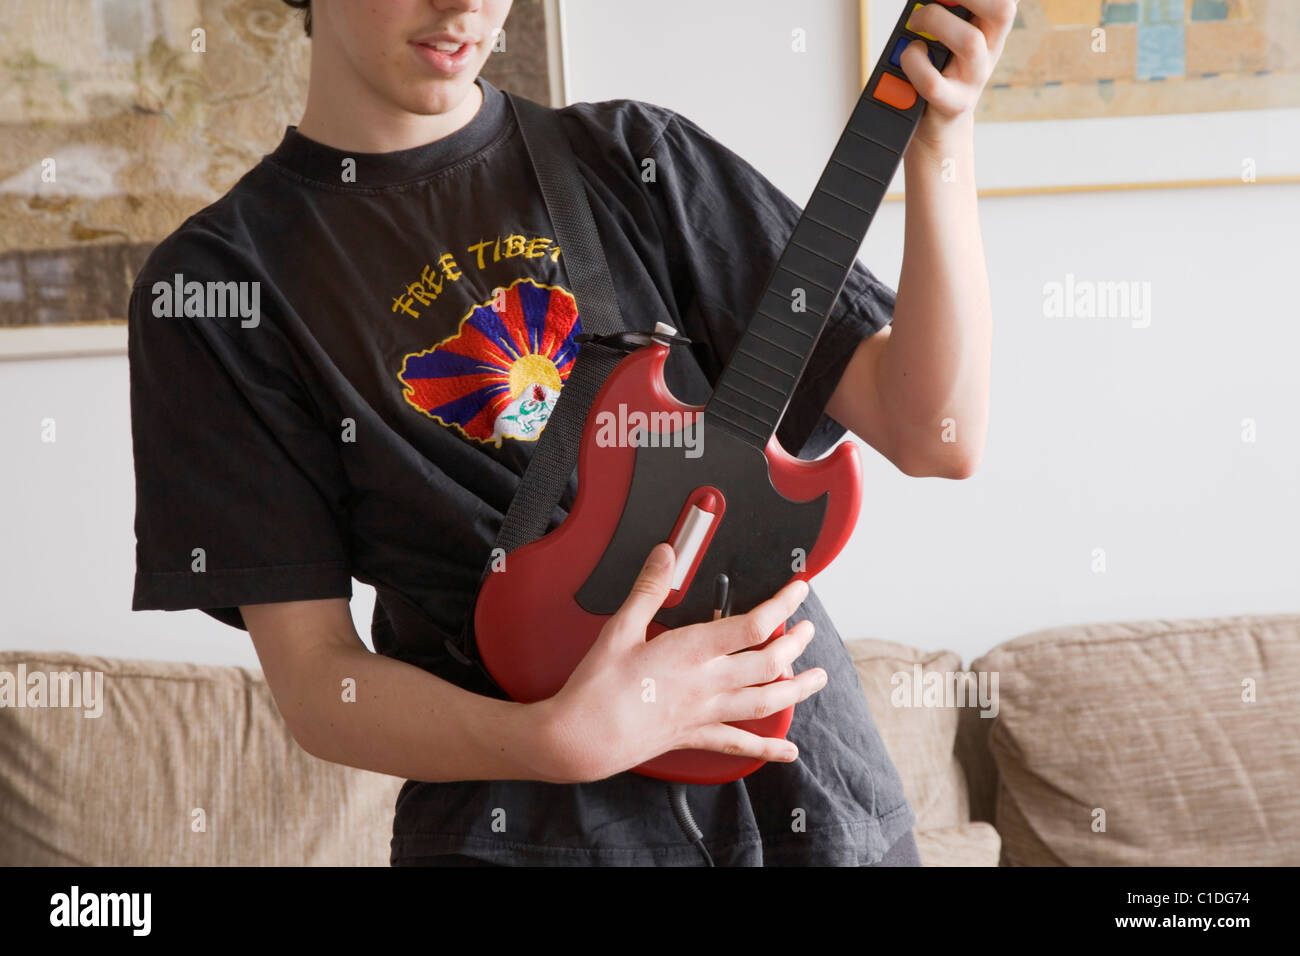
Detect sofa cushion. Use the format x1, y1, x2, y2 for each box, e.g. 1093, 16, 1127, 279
0, 651, 404, 865
845, 638, 984, 833
915, 822, 1001, 867
971, 614, 1300, 866
954, 691, 998, 826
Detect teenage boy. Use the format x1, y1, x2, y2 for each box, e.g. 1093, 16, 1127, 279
129, 0, 1013, 865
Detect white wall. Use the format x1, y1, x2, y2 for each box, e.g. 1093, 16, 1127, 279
1, 0, 1295, 669
562, 0, 1300, 661
0, 355, 377, 668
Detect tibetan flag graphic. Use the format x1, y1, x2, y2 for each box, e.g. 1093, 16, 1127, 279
399, 278, 582, 446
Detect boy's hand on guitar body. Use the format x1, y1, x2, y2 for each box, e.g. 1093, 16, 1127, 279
539, 542, 827, 784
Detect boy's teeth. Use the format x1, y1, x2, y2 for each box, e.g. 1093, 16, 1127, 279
431, 41, 463, 52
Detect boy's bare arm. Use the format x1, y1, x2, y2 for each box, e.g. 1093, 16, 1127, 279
242, 597, 572, 784
241, 547, 826, 787
826, 0, 1016, 481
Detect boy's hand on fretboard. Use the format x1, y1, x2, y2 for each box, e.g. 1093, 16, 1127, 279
898, 0, 1018, 152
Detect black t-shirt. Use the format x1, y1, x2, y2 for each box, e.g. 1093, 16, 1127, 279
128, 77, 913, 865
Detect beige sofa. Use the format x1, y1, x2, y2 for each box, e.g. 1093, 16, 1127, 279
2, 612, 1296, 866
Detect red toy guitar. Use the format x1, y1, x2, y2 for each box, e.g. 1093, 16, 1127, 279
475, 1, 971, 786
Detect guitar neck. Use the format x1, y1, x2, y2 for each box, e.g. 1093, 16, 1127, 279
705, 1, 970, 450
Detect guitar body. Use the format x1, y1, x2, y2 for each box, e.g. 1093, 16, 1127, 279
475, 1, 973, 787
475, 336, 862, 785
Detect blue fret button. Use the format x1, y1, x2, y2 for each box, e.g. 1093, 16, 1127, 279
890, 35, 937, 68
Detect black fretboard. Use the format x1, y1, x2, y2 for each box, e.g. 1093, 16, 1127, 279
703, 82, 922, 450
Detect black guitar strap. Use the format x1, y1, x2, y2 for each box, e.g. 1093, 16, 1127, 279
443, 91, 637, 680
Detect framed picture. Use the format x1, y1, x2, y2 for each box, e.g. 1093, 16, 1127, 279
860, 0, 1300, 196
0, 0, 314, 361
480, 0, 567, 107
0, 0, 565, 361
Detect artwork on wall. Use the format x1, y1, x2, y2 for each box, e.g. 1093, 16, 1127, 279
0, 0, 564, 360
860, 0, 1300, 195
480, 0, 567, 107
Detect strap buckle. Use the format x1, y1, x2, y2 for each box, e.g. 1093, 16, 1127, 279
574, 327, 692, 354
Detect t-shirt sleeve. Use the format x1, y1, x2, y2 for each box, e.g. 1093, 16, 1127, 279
128, 240, 353, 631
642, 108, 896, 460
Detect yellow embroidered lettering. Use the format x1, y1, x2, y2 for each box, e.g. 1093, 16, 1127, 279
392, 294, 419, 318
467, 240, 493, 270
406, 281, 432, 306
438, 253, 462, 281
420, 264, 445, 298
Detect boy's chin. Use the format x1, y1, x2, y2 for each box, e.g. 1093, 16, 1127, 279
397, 77, 480, 117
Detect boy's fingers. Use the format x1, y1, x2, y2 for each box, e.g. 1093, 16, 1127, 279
711, 577, 809, 658
680, 724, 799, 764
609, 542, 675, 642
713, 666, 827, 725
726, 618, 815, 688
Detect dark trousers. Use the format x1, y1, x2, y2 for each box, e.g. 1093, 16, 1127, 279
397, 828, 922, 867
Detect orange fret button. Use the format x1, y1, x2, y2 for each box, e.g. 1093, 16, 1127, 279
873, 72, 918, 111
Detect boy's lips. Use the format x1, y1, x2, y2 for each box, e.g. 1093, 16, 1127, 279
410, 35, 478, 75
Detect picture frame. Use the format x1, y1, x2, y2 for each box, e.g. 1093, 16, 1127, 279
0, 323, 130, 362
0, 0, 315, 362
0, 0, 566, 362
480, 0, 567, 107
859, 0, 1300, 197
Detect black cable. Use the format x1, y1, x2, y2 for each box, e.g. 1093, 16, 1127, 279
662, 571, 731, 866
667, 783, 715, 867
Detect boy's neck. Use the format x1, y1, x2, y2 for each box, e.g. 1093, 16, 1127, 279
295, 75, 485, 155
